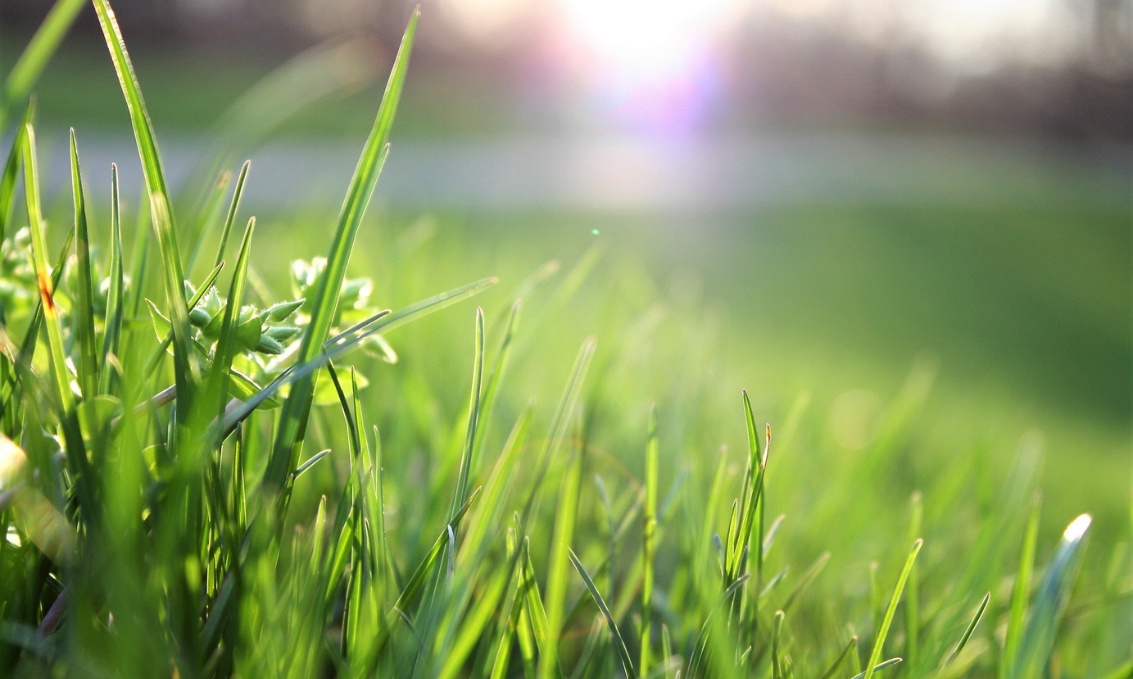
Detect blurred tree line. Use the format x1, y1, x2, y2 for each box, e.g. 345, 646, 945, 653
2, 0, 1130, 140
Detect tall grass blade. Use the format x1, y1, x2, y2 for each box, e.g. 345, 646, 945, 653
99, 163, 125, 393
540, 445, 583, 679
569, 549, 637, 679
863, 539, 922, 679
1010, 513, 1092, 679
267, 9, 419, 494
451, 307, 485, 520
0, 0, 86, 131
69, 130, 100, 404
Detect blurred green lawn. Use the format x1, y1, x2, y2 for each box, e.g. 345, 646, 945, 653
13, 33, 1131, 541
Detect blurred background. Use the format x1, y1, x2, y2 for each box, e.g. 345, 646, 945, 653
1, 1, 1130, 529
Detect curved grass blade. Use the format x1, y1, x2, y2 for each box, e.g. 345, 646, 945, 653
1010, 514, 1092, 679
863, 539, 923, 679
851, 658, 903, 679
941, 592, 990, 670
267, 9, 420, 494
569, 549, 637, 679
0, 0, 86, 131
819, 635, 859, 679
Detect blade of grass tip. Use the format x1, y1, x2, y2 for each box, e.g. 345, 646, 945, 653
1010, 514, 1092, 679
850, 658, 903, 679
863, 539, 922, 679
569, 549, 637, 679
641, 405, 659, 677
540, 447, 583, 679
22, 124, 76, 421
470, 299, 521, 466
203, 218, 255, 420
1, 103, 35, 240
818, 635, 858, 679
216, 277, 494, 441
70, 130, 100, 404
450, 307, 485, 521
208, 161, 250, 270
941, 592, 990, 670
906, 492, 923, 672
660, 624, 672, 678
21, 123, 94, 509
266, 8, 419, 494
94, 0, 199, 402
0, 0, 86, 130
1000, 492, 1041, 679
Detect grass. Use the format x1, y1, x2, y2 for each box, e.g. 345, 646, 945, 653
0, 1, 1131, 677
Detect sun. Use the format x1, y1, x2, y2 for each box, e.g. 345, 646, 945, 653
557, 0, 744, 80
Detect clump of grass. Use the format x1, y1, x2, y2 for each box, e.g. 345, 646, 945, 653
1, 1, 1130, 677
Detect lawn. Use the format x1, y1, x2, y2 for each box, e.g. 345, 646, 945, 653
0, 2, 1130, 677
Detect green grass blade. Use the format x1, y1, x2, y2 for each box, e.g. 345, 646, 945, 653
203, 218, 256, 419
267, 8, 419, 494
640, 405, 659, 677
851, 657, 903, 679
99, 163, 125, 393
863, 539, 923, 679
22, 123, 75, 420
92, 1, 196, 396
539, 445, 583, 679
211, 160, 251, 270
568, 549, 637, 679
1010, 513, 1092, 679
69, 130, 100, 403
942, 591, 990, 670
0, 0, 86, 131
819, 634, 859, 679
770, 609, 785, 679
389, 488, 482, 625
906, 491, 923, 672
1001, 492, 1041, 679
450, 307, 485, 520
